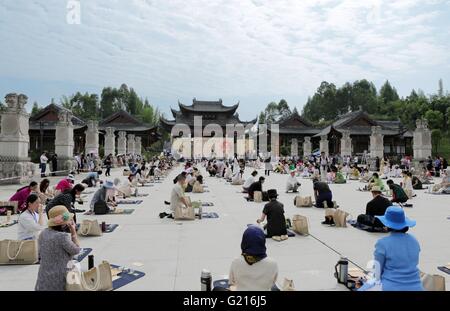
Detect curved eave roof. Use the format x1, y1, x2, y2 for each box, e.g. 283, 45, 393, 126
178, 101, 239, 114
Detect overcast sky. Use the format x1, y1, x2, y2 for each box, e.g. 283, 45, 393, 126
1, 0, 450, 120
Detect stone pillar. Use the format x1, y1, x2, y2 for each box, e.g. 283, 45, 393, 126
320, 135, 329, 156
413, 119, 432, 160
127, 134, 135, 155
0, 93, 36, 183
104, 127, 116, 157
55, 110, 76, 172
369, 126, 384, 171
340, 130, 352, 157
303, 136, 311, 158
117, 131, 127, 155
291, 138, 298, 157
85, 120, 99, 155
134, 136, 142, 156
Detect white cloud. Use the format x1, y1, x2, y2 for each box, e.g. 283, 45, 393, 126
0, 0, 449, 116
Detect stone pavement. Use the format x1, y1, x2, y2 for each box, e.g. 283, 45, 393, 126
0, 165, 449, 291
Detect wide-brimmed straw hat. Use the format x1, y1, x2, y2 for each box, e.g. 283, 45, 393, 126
47, 205, 73, 227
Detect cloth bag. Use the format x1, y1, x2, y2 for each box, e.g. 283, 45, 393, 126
0, 201, 18, 215
253, 191, 263, 203
66, 260, 113, 291
295, 196, 313, 207
0, 240, 39, 265
77, 219, 103, 237
333, 209, 349, 227
192, 181, 204, 193
421, 272, 446, 291
292, 215, 309, 235
282, 278, 296, 291
174, 205, 195, 220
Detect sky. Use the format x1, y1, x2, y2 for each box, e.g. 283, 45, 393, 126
1, 0, 450, 120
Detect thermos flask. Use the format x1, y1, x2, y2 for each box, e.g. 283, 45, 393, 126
334, 257, 348, 284
200, 269, 212, 291
88, 255, 94, 270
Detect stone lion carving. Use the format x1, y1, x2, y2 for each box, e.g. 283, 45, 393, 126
5, 93, 18, 108
17, 94, 28, 110
106, 127, 115, 136
118, 131, 126, 139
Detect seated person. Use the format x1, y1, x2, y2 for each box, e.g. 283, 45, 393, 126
430, 168, 450, 193
349, 166, 360, 180
89, 181, 115, 213
286, 170, 301, 193
243, 171, 258, 193
334, 170, 346, 184
10, 181, 39, 213
185, 174, 202, 193
46, 184, 85, 223
313, 178, 333, 208
54, 174, 75, 196
160, 174, 191, 219
231, 169, 244, 185
17, 194, 46, 240
356, 186, 391, 230
81, 170, 102, 187
192, 175, 204, 193
38, 179, 54, 204
227, 226, 278, 291
359, 207, 423, 291
411, 175, 423, 190
256, 190, 288, 240
386, 180, 408, 204
246, 177, 266, 201
367, 173, 384, 191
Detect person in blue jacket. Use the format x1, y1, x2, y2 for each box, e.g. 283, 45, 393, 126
360, 206, 423, 291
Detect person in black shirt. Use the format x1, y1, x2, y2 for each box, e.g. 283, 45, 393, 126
246, 177, 265, 201
412, 174, 423, 190
257, 189, 287, 240
357, 186, 391, 229
46, 184, 85, 223
104, 154, 112, 177
312, 178, 333, 208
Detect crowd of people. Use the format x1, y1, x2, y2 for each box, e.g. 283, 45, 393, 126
2, 148, 448, 292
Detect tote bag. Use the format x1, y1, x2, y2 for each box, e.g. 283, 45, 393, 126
292, 215, 309, 235
66, 260, 113, 291
77, 219, 102, 237
0, 240, 38, 265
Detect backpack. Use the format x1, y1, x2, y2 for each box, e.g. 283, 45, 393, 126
94, 201, 109, 215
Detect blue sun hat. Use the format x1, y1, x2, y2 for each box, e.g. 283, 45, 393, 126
103, 180, 115, 189
375, 206, 416, 230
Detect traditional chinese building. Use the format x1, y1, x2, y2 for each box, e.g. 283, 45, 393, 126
160, 98, 257, 158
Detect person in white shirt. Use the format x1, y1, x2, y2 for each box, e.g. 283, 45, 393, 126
243, 171, 258, 193
40, 152, 48, 178
160, 174, 191, 219
17, 194, 46, 240
286, 170, 301, 193
228, 226, 278, 291
231, 169, 244, 185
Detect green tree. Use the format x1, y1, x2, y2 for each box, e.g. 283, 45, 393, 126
60, 95, 73, 109
352, 79, 377, 113
258, 111, 266, 124
431, 129, 442, 154
379, 80, 399, 113
424, 110, 444, 130
31, 101, 41, 116
70, 92, 100, 120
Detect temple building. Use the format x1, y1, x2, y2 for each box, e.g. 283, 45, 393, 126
271, 110, 413, 157
29, 103, 159, 161
160, 98, 257, 158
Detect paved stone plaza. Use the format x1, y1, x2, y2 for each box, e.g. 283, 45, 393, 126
0, 165, 448, 291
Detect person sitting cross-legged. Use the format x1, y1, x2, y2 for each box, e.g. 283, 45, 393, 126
356, 186, 390, 231
386, 180, 408, 204
246, 177, 266, 202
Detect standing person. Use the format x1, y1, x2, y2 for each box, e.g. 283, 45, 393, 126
35, 205, 81, 291
40, 152, 48, 178
312, 177, 333, 208
74, 154, 81, 174
264, 156, 272, 176
51, 154, 58, 176
104, 154, 112, 177
286, 170, 301, 193
228, 226, 278, 291
256, 189, 288, 240
9, 181, 39, 213
17, 194, 46, 240
359, 207, 423, 291
320, 152, 329, 174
